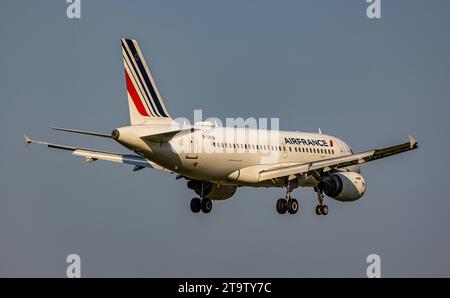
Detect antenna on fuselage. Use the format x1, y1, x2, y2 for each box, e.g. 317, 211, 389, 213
318, 128, 322, 134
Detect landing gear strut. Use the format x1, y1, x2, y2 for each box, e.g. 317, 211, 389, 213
314, 187, 329, 216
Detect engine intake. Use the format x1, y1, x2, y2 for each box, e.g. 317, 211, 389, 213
320, 172, 366, 202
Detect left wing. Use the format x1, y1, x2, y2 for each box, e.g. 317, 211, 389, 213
257, 135, 418, 182
24, 134, 168, 172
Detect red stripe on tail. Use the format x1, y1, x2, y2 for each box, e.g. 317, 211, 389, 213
125, 69, 149, 117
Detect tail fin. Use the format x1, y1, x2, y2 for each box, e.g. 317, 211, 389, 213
121, 38, 171, 125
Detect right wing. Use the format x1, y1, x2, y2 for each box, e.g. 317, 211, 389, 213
258, 136, 418, 182
24, 135, 169, 172
229, 136, 418, 183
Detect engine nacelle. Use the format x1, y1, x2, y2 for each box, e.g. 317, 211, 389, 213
187, 181, 237, 200
320, 172, 366, 202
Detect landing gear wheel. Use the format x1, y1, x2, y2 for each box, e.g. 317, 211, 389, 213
315, 205, 322, 215
201, 198, 212, 213
276, 198, 287, 214
315, 205, 329, 215
190, 198, 201, 213
287, 199, 299, 214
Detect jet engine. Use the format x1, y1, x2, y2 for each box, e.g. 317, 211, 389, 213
187, 180, 237, 200
319, 172, 366, 202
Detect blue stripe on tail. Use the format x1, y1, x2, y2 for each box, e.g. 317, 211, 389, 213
125, 39, 168, 118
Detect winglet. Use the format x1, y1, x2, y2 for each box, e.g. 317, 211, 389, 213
24, 134, 32, 147
408, 135, 417, 149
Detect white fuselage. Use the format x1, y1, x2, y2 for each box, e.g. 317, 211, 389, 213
114, 122, 354, 187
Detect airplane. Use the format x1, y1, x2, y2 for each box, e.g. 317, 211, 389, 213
24, 38, 418, 216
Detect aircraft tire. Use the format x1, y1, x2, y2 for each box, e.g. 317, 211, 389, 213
287, 199, 299, 214
190, 198, 201, 213
276, 198, 287, 214
315, 205, 322, 215
201, 198, 212, 213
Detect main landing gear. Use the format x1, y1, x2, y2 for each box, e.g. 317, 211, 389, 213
189, 181, 213, 214
276, 191, 299, 215
190, 197, 212, 214
314, 187, 329, 216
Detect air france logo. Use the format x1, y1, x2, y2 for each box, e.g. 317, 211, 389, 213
284, 137, 333, 147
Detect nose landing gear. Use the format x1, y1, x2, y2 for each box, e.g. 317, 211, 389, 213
314, 187, 329, 215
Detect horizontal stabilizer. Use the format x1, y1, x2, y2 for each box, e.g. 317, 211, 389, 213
23, 134, 159, 170
52, 127, 112, 138
137, 126, 199, 142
